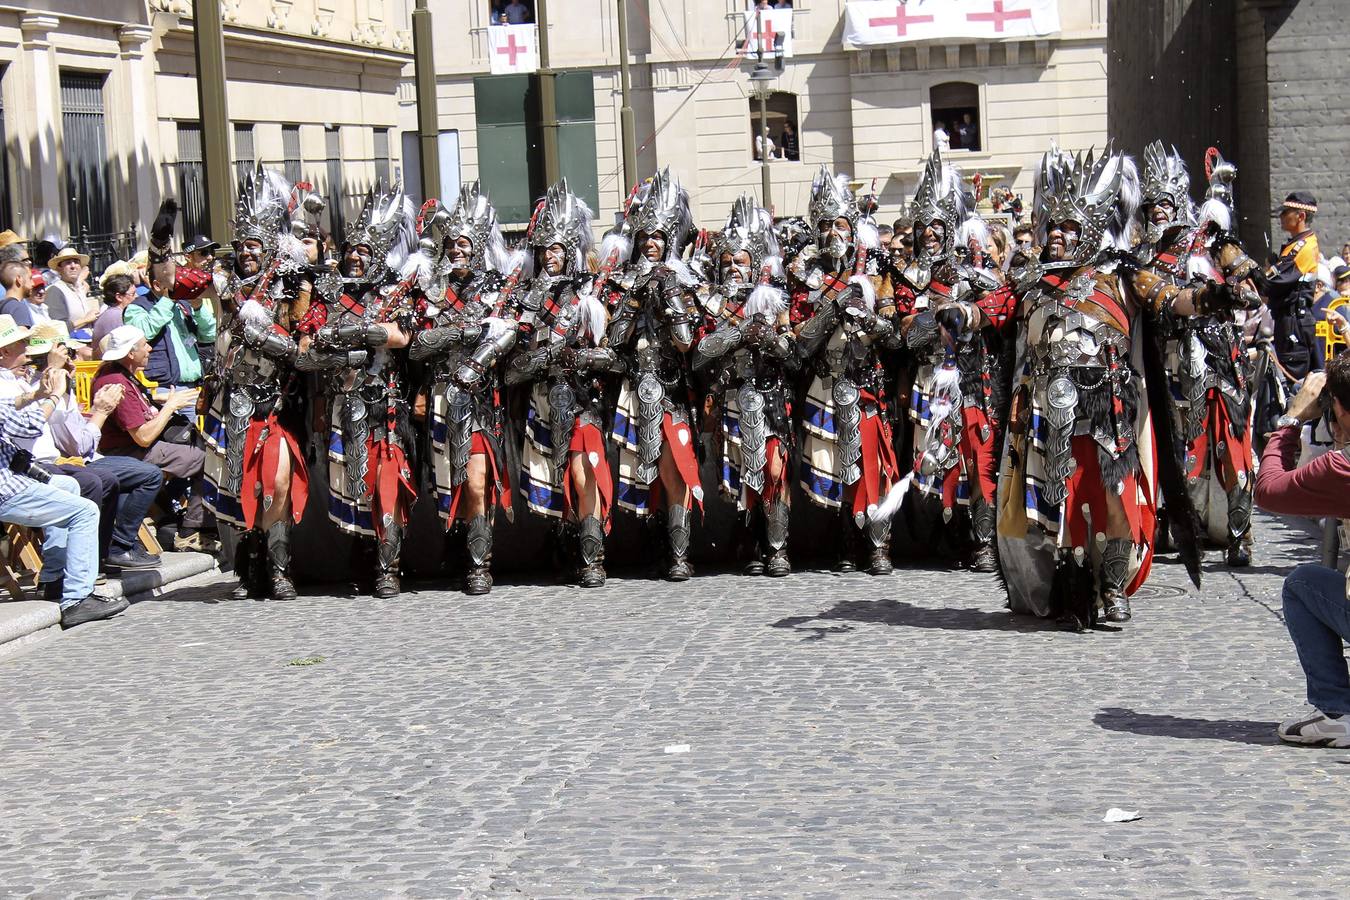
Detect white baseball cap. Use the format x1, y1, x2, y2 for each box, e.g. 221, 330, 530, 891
99, 324, 144, 362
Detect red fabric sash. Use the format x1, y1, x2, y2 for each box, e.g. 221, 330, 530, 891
363, 438, 416, 540
562, 422, 614, 531
850, 398, 899, 519
239, 413, 309, 530
1188, 388, 1254, 489
445, 432, 512, 523
1059, 434, 1157, 597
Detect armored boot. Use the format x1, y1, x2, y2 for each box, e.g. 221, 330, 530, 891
230, 528, 267, 600
266, 521, 297, 601
464, 515, 493, 595
1225, 485, 1253, 568
864, 511, 893, 576
742, 509, 766, 576
1099, 537, 1133, 623
1153, 505, 1174, 554
968, 497, 998, 573
835, 507, 858, 572
765, 500, 791, 577
578, 516, 606, 588
666, 504, 693, 582
374, 522, 402, 599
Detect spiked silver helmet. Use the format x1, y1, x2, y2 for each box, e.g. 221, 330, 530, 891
442, 179, 505, 271
344, 180, 417, 284
908, 149, 969, 265
1033, 143, 1139, 269
711, 195, 779, 280
529, 178, 595, 274
807, 164, 860, 230
626, 168, 693, 261
233, 162, 290, 255
1140, 140, 1194, 227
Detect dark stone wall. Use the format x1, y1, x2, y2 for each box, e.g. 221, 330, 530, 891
1107, 0, 1239, 200
1263, 0, 1350, 255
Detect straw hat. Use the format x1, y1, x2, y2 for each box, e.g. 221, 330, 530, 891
49, 246, 90, 267
0, 230, 25, 249
26, 320, 82, 355
0, 314, 33, 350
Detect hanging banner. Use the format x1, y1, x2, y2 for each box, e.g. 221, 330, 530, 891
843, 0, 1059, 48
487, 24, 538, 74
742, 8, 795, 59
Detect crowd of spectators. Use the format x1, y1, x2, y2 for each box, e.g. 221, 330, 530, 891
0, 229, 222, 629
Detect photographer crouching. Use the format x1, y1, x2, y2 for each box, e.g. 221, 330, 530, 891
1254, 353, 1350, 748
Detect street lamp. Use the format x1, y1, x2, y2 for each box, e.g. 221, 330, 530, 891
750, 7, 783, 214
748, 58, 775, 212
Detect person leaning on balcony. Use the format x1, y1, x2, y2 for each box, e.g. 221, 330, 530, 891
0, 314, 128, 628
122, 247, 216, 390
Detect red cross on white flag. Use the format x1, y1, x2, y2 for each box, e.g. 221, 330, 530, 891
742, 8, 795, 59
488, 24, 538, 74
843, 0, 1059, 47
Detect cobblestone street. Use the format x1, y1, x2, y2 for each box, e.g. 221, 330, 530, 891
2, 511, 1347, 897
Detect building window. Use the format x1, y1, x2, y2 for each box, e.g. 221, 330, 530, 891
325, 126, 344, 236
488, 0, 535, 25
282, 124, 302, 185
749, 91, 800, 161
59, 71, 114, 242
233, 123, 255, 192
374, 127, 391, 186
175, 121, 208, 242
931, 82, 981, 152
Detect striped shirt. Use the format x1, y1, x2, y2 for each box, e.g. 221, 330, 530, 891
0, 396, 52, 504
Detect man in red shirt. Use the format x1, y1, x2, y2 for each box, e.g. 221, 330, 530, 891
92, 324, 213, 551
1254, 353, 1350, 748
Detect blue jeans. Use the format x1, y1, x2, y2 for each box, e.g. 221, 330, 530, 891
1282, 563, 1350, 716
90, 455, 163, 553
0, 475, 99, 608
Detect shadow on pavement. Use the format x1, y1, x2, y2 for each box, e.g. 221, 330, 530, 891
1094, 706, 1280, 746
771, 598, 1058, 638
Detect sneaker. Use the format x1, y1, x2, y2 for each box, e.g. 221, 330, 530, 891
1277, 711, 1350, 748
106, 547, 163, 571
41, 578, 63, 602
60, 595, 130, 629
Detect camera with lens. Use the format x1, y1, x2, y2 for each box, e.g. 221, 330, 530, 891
9, 448, 52, 485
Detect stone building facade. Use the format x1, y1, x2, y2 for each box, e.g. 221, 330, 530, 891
0, 0, 412, 265
407, 0, 1108, 230
1109, 0, 1349, 255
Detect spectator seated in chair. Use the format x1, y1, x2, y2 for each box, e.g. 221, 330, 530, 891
92, 324, 216, 553
17, 322, 164, 572
0, 314, 127, 627
1254, 355, 1350, 748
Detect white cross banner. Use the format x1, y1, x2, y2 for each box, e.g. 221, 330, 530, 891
742, 8, 794, 59
488, 24, 538, 74
843, 0, 1059, 48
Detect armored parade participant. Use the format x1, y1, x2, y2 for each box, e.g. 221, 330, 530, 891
693, 195, 796, 577
407, 182, 519, 596
792, 165, 900, 576
605, 169, 704, 581
896, 149, 1015, 573
997, 144, 1236, 630
1132, 143, 1261, 567
313, 182, 419, 599
203, 166, 330, 601
507, 179, 624, 587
